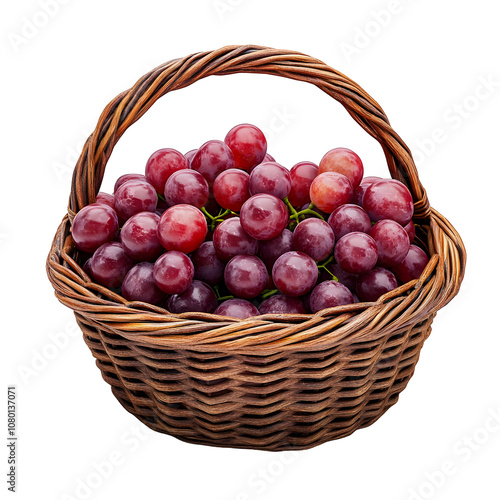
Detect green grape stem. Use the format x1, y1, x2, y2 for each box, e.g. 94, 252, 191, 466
261, 289, 279, 300
316, 255, 338, 281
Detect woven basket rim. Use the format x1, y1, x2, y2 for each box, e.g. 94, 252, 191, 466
46, 45, 466, 353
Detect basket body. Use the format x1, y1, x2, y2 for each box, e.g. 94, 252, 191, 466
47, 46, 466, 451
78, 302, 434, 450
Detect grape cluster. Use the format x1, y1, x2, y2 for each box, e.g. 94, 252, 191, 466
72, 123, 429, 319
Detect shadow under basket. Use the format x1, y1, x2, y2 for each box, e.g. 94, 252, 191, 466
46, 45, 466, 451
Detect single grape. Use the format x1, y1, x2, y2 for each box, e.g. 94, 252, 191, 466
318, 147, 364, 188
114, 173, 147, 193
224, 255, 268, 299
212, 217, 259, 262
370, 219, 410, 267
167, 280, 218, 314
259, 228, 293, 272
288, 161, 319, 207
184, 149, 198, 166
214, 299, 260, 319
249, 152, 275, 174
224, 123, 267, 172
352, 176, 382, 206
391, 245, 429, 283
95, 192, 115, 209
91, 242, 135, 289
120, 212, 163, 262
122, 262, 166, 305
329, 263, 358, 293
309, 280, 354, 313
72, 203, 119, 253
292, 218, 335, 262
334, 232, 378, 274
114, 180, 157, 221
356, 267, 398, 302
157, 204, 207, 253
309, 172, 353, 213
191, 140, 235, 187
363, 179, 414, 225
213, 168, 250, 212
164, 169, 209, 208
272, 251, 318, 297
404, 220, 415, 243
327, 204, 372, 240
240, 194, 289, 241
145, 148, 189, 194
153, 251, 194, 294
249, 162, 291, 199
82, 257, 93, 278
192, 241, 225, 286
259, 295, 306, 314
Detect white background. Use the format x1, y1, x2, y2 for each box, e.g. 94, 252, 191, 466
2, 1, 499, 499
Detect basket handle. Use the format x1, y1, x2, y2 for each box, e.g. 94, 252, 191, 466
68, 45, 430, 222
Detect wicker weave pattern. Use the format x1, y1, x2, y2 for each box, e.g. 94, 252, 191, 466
46, 46, 466, 451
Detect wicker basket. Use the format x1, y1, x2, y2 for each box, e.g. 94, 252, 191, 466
46, 45, 466, 451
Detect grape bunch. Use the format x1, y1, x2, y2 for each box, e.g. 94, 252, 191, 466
72, 123, 429, 319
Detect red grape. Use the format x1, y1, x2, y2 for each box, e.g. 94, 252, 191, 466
212, 217, 259, 262
288, 161, 319, 207
391, 244, 429, 283
309, 280, 354, 313
192, 241, 225, 286
91, 242, 135, 289
145, 148, 189, 194
334, 232, 378, 274
356, 267, 398, 302
153, 251, 194, 294
164, 169, 209, 208
318, 148, 364, 188
404, 220, 415, 243
259, 229, 293, 272
72, 203, 119, 253
214, 299, 260, 319
292, 218, 335, 262
352, 176, 382, 206
167, 280, 218, 314
120, 212, 163, 262
95, 192, 115, 209
224, 124, 267, 172
249, 162, 291, 200
224, 255, 268, 299
272, 251, 318, 297
191, 140, 235, 187
363, 179, 414, 225
122, 262, 166, 305
157, 204, 207, 253
240, 194, 289, 241
184, 149, 198, 165
370, 219, 410, 267
259, 295, 306, 314
83, 257, 93, 278
327, 204, 371, 240
213, 169, 250, 212
114, 180, 157, 221
114, 173, 147, 193
309, 172, 353, 213
330, 263, 358, 293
